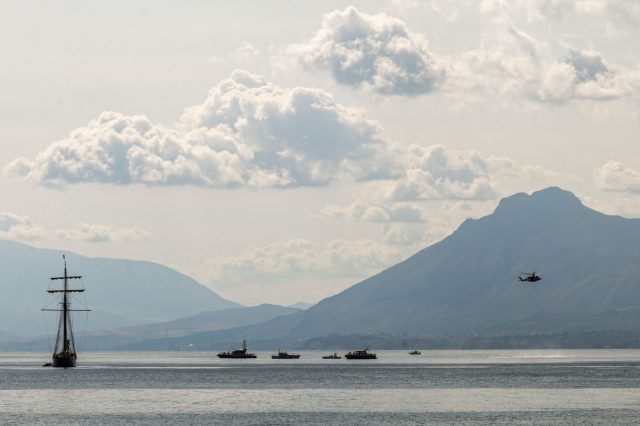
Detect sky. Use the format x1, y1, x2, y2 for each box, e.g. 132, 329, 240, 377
1, 0, 639, 306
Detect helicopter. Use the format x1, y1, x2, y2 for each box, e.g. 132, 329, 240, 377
518, 272, 541, 283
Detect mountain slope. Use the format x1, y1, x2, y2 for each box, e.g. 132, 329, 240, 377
0, 240, 239, 335
114, 304, 300, 339
164, 187, 640, 347
1, 304, 300, 351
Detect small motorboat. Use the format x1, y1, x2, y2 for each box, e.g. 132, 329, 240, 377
409, 350, 421, 355
322, 352, 341, 359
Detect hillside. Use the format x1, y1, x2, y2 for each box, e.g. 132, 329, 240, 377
142, 187, 640, 349
0, 240, 239, 336
114, 304, 300, 339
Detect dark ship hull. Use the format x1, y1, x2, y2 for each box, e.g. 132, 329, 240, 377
345, 354, 377, 359
345, 349, 377, 359
217, 353, 257, 359
217, 340, 256, 358
271, 354, 300, 359
52, 354, 76, 368
322, 352, 341, 359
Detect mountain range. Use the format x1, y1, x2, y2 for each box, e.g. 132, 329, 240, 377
129, 187, 640, 349
0, 240, 238, 336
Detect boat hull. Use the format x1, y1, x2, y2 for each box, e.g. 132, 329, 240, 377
217, 354, 257, 359
271, 355, 300, 359
52, 354, 76, 368
345, 355, 377, 359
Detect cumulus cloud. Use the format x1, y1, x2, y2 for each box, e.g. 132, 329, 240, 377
319, 143, 566, 216
55, 223, 151, 243
447, 20, 636, 104
0, 212, 150, 243
289, 6, 444, 96
595, 160, 640, 194
196, 238, 404, 285
388, 144, 497, 201
321, 201, 425, 223
316, 145, 570, 251
285, 5, 639, 104
6, 70, 397, 188
0, 212, 48, 241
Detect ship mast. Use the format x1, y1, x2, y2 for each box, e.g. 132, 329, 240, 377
63, 255, 68, 352
42, 255, 90, 363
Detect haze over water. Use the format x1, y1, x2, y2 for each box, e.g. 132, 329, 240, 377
1, 350, 640, 425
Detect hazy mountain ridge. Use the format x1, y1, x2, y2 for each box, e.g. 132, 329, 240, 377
113, 304, 300, 339
0, 303, 300, 351
137, 187, 640, 349
0, 240, 239, 336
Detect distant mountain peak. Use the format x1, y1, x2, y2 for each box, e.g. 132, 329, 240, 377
494, 186, 583, 216
530, 186, 582, 204
152, 185, 640, 347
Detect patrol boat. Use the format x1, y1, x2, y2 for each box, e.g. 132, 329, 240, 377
344, 348, 377, 359
271, 350, 301, 359
217, 340, 257, 358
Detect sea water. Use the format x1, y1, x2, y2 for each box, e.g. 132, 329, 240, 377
0, 350, 639, 425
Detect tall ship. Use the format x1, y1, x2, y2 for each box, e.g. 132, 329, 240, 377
345, 348, 377, 359
217, 340, 257, 359
42, 255, 90, 368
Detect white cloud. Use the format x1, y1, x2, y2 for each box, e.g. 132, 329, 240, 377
6, 70, 397, 188
195, 238, 405, 285
317, 4, 640, 105
289, 6, 444, 96
447, 20, 638, 105
595, 160, 640, 194
321, 144, 571, 237
184, 197, 499, 303
389, 144, 497, 201
0, 212, 151, 243
55, 223, 152, 243
0, 212, 48, 241
583, 195, 640, 218
320, 201, 425, 223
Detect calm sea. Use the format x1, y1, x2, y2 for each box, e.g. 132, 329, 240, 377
0, 350, 639, 425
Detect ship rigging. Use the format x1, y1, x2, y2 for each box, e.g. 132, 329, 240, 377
42, 255, 90, 368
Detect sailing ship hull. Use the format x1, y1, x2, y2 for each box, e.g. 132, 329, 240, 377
52, 354, 76, 368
